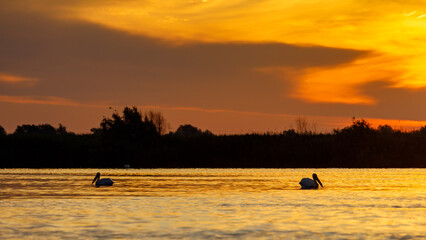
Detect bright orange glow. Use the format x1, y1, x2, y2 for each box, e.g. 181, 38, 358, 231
1, 1, 426, 133
1, 95, 426, 134
140, 105, 426, 132
291, 55, 404, 104
25, 0, 426, 104
366, 118, 426, 131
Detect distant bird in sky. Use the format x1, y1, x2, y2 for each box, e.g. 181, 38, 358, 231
299, 173, 323, 189
92, 172, 114, 187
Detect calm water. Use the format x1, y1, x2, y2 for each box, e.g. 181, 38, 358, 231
0, 169, 425, 239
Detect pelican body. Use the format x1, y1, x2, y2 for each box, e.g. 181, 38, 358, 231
92, 172, 114, 187
299, 173, 323, 189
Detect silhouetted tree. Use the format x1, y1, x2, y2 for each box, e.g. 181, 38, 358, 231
145, 110, 169, 135
203, 129, 214, 136
336, 118, 375, 137
174, 124, 214, 138
175, 124, 209, 138
14, 124, 57, 135
296, 116, 308, 134
0, 125, 6, 136
378, 124, 393, 134
1, 113, 426, 168
418, 126, 426, 136
98, 106, 158, 140
282, 129, 297, 136
295, 116, 317, 134
57, 124, 68, 135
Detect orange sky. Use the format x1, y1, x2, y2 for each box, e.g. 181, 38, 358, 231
1, 0, 426, 133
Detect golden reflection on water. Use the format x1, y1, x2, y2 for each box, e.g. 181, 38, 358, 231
0, 169, 425, 239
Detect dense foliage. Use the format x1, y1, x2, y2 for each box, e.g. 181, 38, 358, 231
0, 108, 425, 168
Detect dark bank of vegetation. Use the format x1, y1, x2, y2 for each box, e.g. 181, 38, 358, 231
0, 107, 425, 168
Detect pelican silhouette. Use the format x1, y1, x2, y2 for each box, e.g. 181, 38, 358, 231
92, 172, 114, 187
299, 173, 323, 189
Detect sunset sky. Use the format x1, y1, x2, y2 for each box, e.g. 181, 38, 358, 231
1, 0, 426, 133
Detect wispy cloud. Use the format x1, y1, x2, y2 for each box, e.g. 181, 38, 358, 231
0, 72, 37, 85
1, 0, 426, 133
289, 54, 403, 104
0, 7, 364, 111
0, 95, 104, 107
5, 0, 426, 100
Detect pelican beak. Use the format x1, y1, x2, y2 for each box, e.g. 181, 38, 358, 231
313, 174, 323, 188
317, 178, 323, 188
92, 173, 100, 184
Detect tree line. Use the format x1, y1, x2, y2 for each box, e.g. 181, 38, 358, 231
0, 107, 425, 168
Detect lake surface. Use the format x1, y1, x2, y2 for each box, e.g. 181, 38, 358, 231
0, 168, 425, 239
